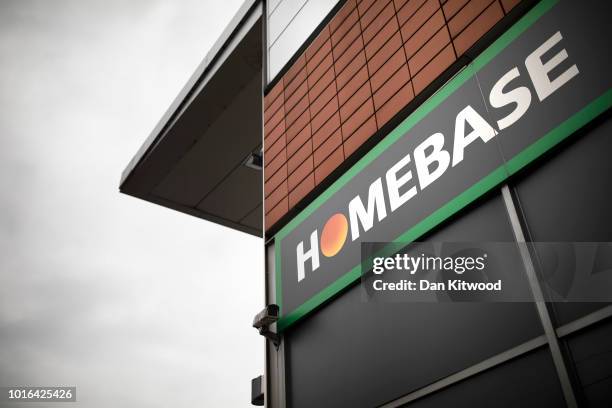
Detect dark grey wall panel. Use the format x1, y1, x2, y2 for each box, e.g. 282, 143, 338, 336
566, 319, 612, 408
286, 192, 543, 408
510, 113, 612, 324
399, 349, 566, 408
511, 113, 612, 242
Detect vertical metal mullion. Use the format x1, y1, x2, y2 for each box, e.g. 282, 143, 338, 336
262, 2, 270, 401
276, 338, 286, 407
263, 1, 286, 405
501, 185, 578, 408
265, 242, 286, 407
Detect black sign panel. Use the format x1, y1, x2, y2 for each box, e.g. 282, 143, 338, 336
273, 0, 612, 331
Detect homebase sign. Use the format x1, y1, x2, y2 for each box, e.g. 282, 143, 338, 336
273, 0, 612, 331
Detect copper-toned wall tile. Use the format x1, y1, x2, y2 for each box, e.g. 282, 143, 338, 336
412, 43, 456, 94
288, 173, 315, 207
448, 0, 495, 37
375, 80, 414, 125
343, 115, 377, 155
453, 1, 503, 55
315, 146, 344, 184
263, 0, 520, 231
314, 128, 342, 166
288, 156, 314, 191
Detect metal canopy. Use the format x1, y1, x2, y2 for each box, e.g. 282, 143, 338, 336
120, 0, 263, 237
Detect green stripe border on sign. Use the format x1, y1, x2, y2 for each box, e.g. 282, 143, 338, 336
274, 0, 611, 332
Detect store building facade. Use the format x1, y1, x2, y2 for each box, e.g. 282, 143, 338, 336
121, 0, 612, 406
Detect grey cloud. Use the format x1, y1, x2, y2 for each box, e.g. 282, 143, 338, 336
0, 1, 262, 407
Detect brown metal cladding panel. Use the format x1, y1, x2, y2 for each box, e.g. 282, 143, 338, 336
501, 0, 520, 13
332, 23, 362, 61
264, 106, 285, 137
313, 128, 342, 167
284, 80, 309, 120
336, 51, 367, 92
336, 50, 367, 91
331, 6, 359, 46
366, 31, 403, 74
284, 69, 308, 106
308, 65, 336, 102
364, 9, 401, 60
311, 95, 339, 134
288, 173, 315, 208
396, 0, 428, 27
264, 81, 283, 108
364, 20, 399, 61
264, 147, 287, 181
305, 26, 330, 61
370, 47, 407, 93
412, 43, 456, 94
265, 133, 286, 164
264, 92, 284, 124
443, 0, 471, 20
375, 80, 414, 125
448, 0, 495, 38
362, 2, 396, 46
373, 64, 411, 110
263, 95, 285, 122
399, 0, 440, 41
453, 1, 504, 55
358, 0, 392, 29
334, 33, 364, 75
340, 81, 371, 123
265, 163, 287, 197
266, 180, 287, 211
315, 146, 344, 185
309, 80, 337, 119
285, 95, 310, 129
312, 111, 341, 150
306, 36, 332, 71
287, 123, 312, 157
283, 54, 307, 89
393, 0, 413, 12
285, 109, 310, 143
287, 156, 313, 191
343, 115, 377, 155
338, 64, 369, 107
330, 0, 357, 33
265, 197, 288, 226
287, 139, 312, 175
408, 26, 451, 75
308, 51, 335, 87
264, 118, 285, 147
404, 9, 446, 59
341, 98, 375, 140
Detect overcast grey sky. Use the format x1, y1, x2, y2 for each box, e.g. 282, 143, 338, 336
0, 1, 264, 407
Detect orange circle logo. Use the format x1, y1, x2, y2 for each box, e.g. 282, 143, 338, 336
320, 213, 348, 257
